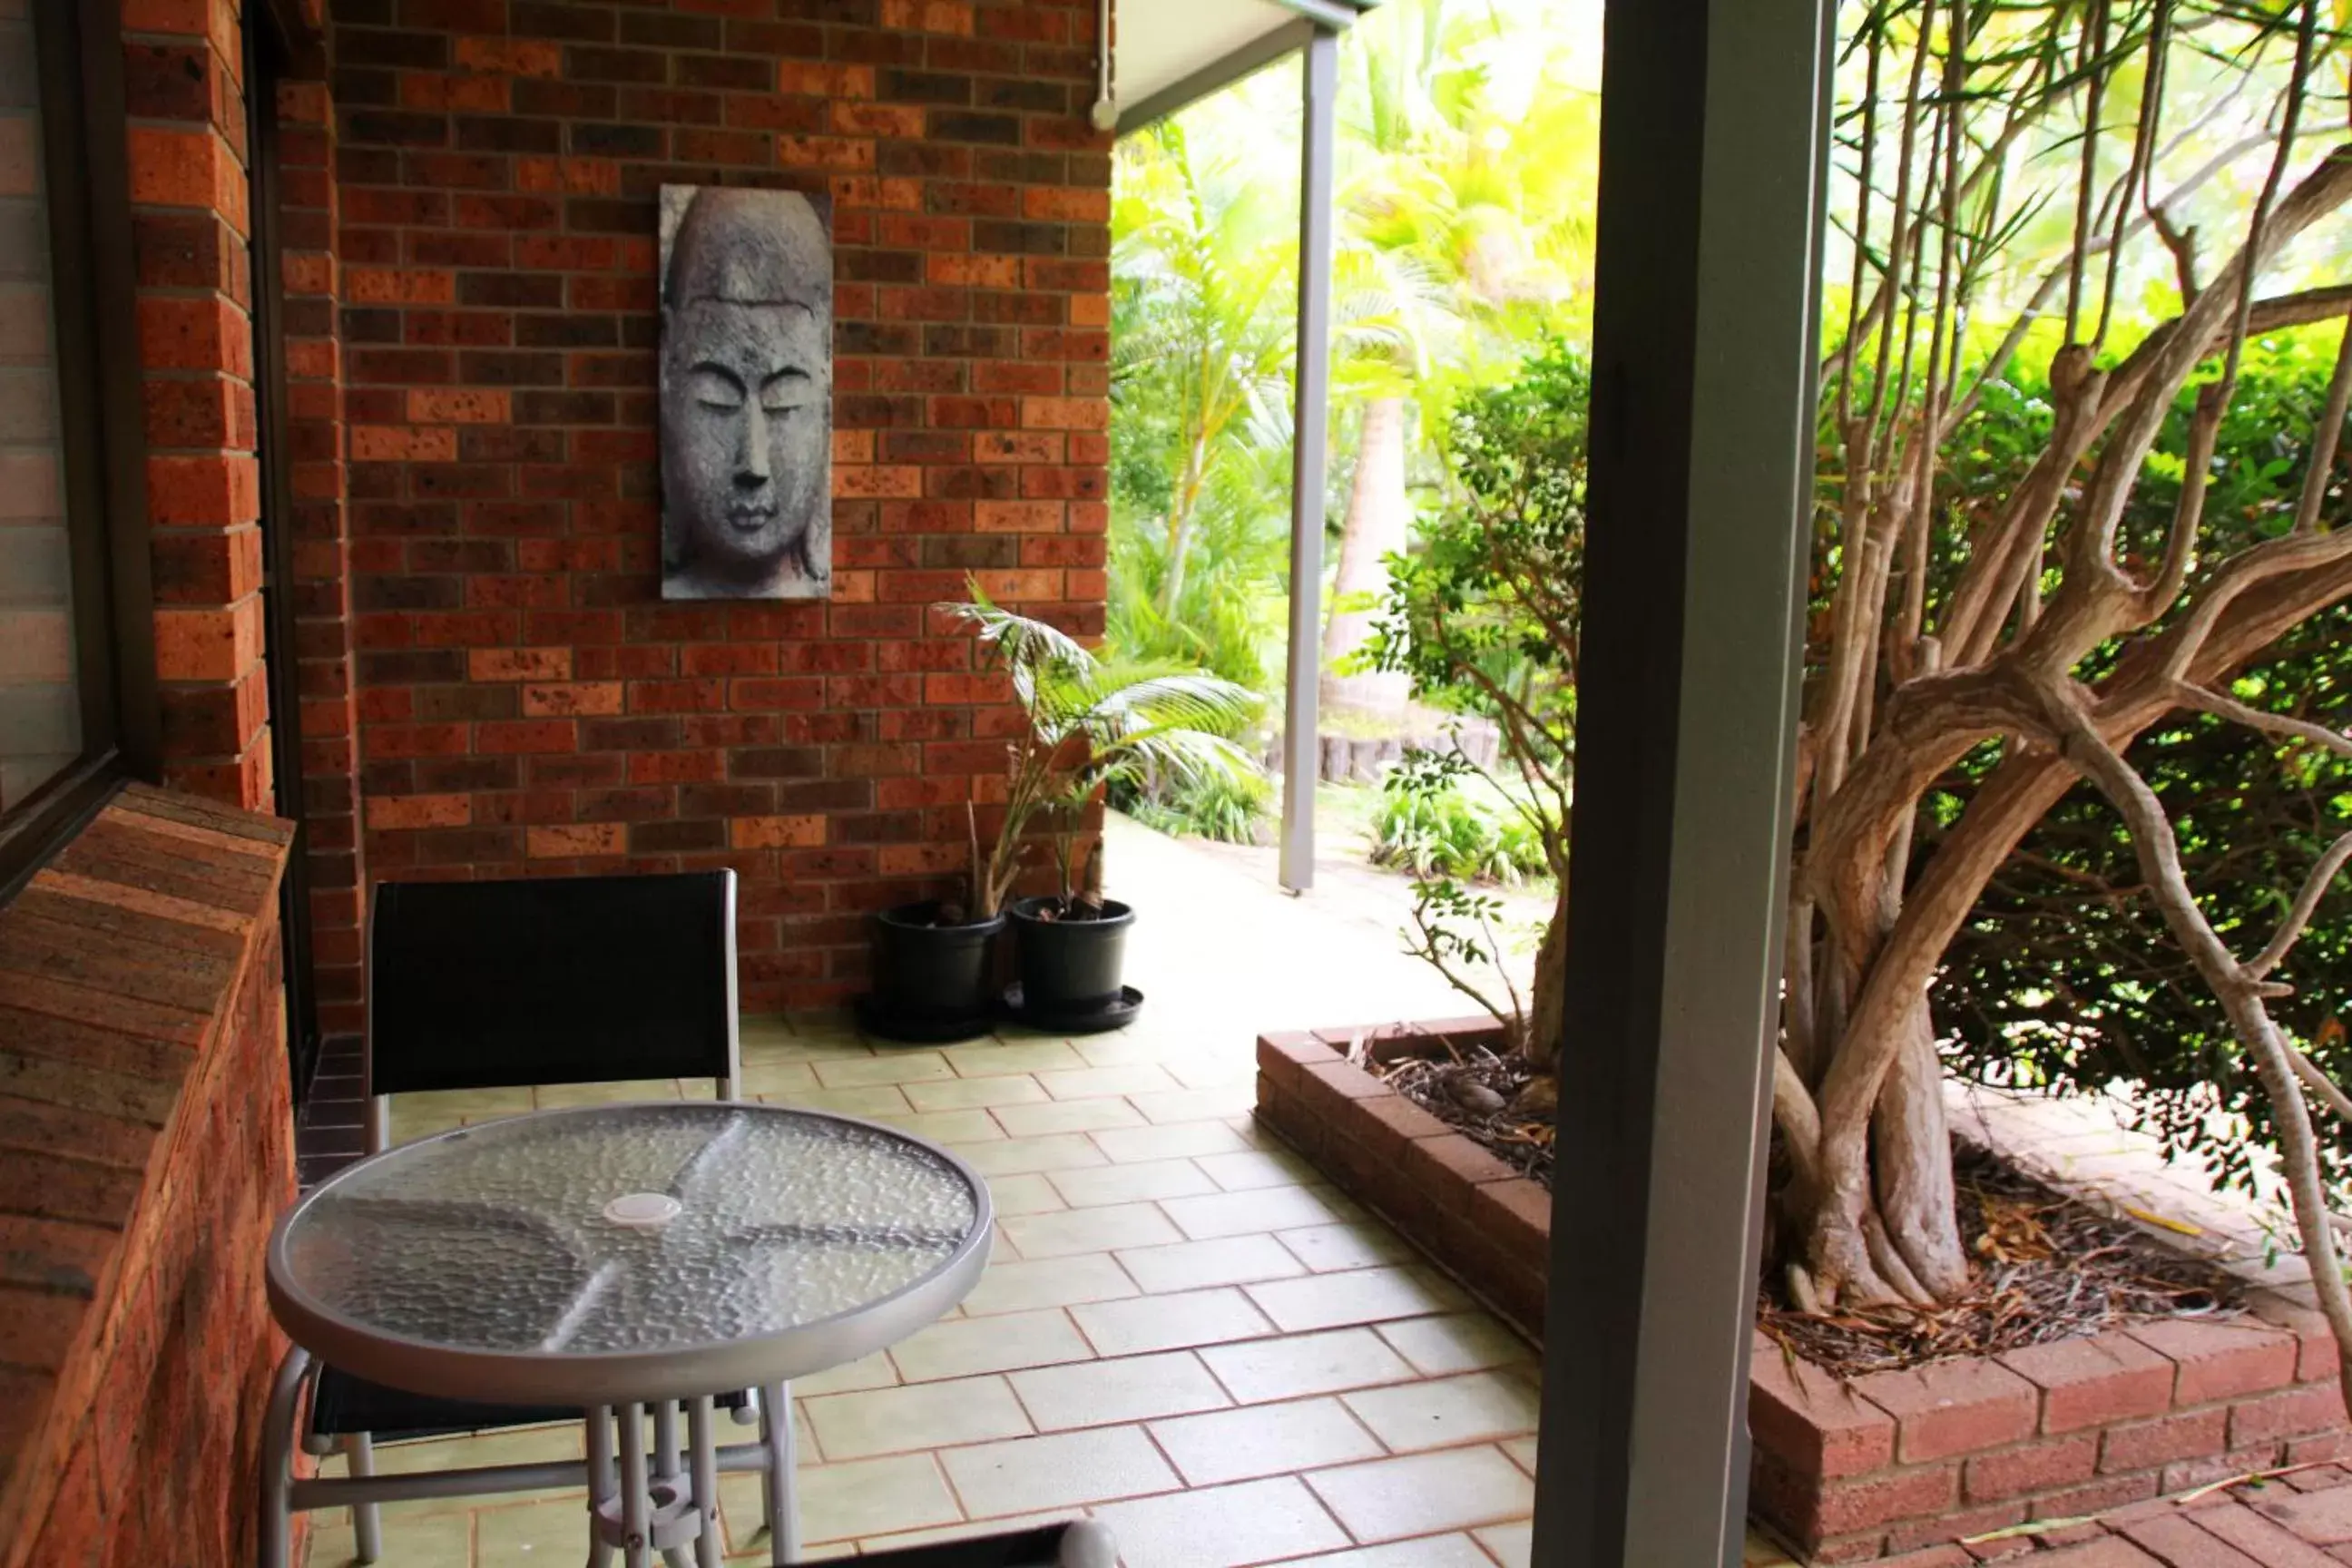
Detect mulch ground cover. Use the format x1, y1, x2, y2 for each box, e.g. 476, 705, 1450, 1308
1372, 1036, 2242, 1377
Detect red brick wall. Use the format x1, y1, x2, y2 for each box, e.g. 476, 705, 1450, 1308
0, 789, 297, 1568
128, 0, 276, 812
321, 0, 1114, 1012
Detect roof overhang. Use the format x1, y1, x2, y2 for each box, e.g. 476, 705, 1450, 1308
1117, 0, 1380, 131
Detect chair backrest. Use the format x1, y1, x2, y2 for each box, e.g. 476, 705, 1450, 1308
366, 871, 740, 1103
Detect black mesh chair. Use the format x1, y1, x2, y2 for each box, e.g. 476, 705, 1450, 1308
259, 871, 774, 1566
859, 1522, 1116, 1566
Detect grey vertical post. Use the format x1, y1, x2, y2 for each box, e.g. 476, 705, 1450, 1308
1279, 27, 1339, 894
1529, 0, 1833, 1563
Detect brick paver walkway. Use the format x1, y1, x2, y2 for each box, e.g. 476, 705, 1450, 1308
1855, 1464, 2352, 1565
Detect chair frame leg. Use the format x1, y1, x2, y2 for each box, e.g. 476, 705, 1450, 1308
260, 1345, 312, 1568
342, 1432, 383, 1563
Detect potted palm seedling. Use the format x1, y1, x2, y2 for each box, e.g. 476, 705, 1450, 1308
859, 588, 1261, 1040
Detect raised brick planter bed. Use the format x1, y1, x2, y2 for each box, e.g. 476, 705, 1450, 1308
1252, 1023, 2352, 1564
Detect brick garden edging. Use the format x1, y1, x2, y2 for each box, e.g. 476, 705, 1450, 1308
1252, 1023, 2352, 1564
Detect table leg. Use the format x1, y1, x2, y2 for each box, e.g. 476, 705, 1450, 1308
688, 1396, 721, 1568
761, 1382, 798, 1566
586, 1406, 616, 1568
653, 1403, 692, 1568
619, 1403, 653, 1568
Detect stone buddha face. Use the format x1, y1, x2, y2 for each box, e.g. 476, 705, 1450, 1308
659, 187, 833, 600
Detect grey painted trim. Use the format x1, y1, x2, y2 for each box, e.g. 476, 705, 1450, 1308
1527, 0, 1832, 1562
1122, 16, 1314, 132
1626, 1, 1833, 1561
1279, 26, 1340, 895
1266, 0, 1370, 30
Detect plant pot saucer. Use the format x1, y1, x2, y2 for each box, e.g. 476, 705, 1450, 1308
1000, 983, 1144, 1035
855, 993, 995, 1044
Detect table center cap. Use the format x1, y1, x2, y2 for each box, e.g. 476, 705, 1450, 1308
603, 1192, 682, 1229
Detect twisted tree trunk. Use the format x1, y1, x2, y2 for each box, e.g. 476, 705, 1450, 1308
1321, 397, 1415, 727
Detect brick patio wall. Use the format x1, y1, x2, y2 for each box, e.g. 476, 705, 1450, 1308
318, 0, 1115, 1015
1255, 1024, 2352, 1566
0, 789, 298, 1568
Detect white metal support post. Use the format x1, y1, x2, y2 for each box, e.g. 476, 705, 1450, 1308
1528, 0, 1834, 1563
1279, 26, 1339, 894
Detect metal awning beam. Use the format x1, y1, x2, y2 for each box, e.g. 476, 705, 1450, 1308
1122, 15, 1315, 132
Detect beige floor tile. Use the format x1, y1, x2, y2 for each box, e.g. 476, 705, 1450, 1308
534, 1077, 684, 1108
1278, 1537, 1503, 1567
1477, 1520, 1534, 1566
1044, 1157, 1217, 1208
397, 1085, 535, 1121
1034, 1062, 1182, 1100
1504, 1435, 1539, 1475
802, 1375, 1032, 1461
1194, 1148, 1318, 1191
980, 1171, 1066, 1217
386, 1105, 463, 1145
1377, 1312, 1534, 1377
738, 1060, 819, 1096
1162, 1054, 1259, 1090
763, 1083, 913, 1119
992, 1096, 1149, 1138
370, 1421, 580, 1474
1305, 1446, 1534, 1541
874, 1107, 1004, 1143
1342, 1370, 1540, 1451
740, 1036, 873, 1066
1147, 1396, 1384, 1485
1200, 1327, 1417, 1404
1069, 1032, 1181, 1065
948, 1040, 1090, 1076
799, 1453, 963, 1544
960, 1252, 1140, 1316
1117, 1233, 1307, 1294
889, 1308, 1093, 1382
812, 1052, 955, 1088
795, 1350, 899, 1396
1091, 1121, 1251, 1163
1008, 1349, 1230, 1429
950, 1132, 1109, 1177
1129, 1084, 1258, 1124
1161, 1184, 1348, 1240
1246, 1265, 1467, 1332
940, 1424, 1181, 1517
1072, 1286, 1276, 1357
474, 1494, 597, 1555
1001, 1201, 1182, 1259
301, 1510, 472, 1568
1088, 1475, 1351, 1568
905, 1073, 1050, 1111
1279, 1221, 1416, 1273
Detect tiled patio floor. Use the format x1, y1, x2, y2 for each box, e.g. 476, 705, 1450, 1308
302, 1008, 1547, 1565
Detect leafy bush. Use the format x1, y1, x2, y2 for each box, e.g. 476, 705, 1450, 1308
1114, 766, 1275, 846
1370, 776, 1548, 885
1930, 332, 2352, 1197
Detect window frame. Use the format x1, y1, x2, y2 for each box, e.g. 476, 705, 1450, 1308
0, 0, 158, 899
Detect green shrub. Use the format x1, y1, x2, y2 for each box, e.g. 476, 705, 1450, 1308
1114, 766, 1274, 846
1370, 776, 1549, 885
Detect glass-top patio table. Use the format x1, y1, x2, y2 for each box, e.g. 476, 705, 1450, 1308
266, 1101, 994, 1567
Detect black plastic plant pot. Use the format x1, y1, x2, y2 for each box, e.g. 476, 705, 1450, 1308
868, 902, 1004, 1031
1009, 897, 1135, 1015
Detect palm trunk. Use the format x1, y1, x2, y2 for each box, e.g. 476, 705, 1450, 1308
1319, 397, 1415, 726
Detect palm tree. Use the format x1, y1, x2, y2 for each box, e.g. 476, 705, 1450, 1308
1112, 124, 1298, 624
1318, 0, 1599, 729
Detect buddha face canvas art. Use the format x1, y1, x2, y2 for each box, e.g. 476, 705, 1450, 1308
658, 186, 833, 601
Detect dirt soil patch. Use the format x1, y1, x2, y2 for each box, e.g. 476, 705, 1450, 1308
1757, 1142, 2245, 1377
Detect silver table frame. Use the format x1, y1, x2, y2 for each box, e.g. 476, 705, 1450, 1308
260, 1102, 995, 1568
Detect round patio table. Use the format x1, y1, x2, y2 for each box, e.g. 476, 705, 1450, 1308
265, 1101, 993, 1568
